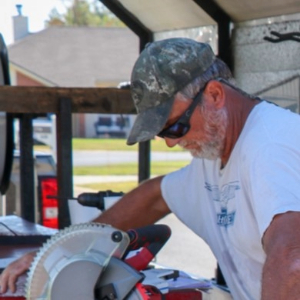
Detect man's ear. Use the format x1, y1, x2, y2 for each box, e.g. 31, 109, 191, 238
203, 80, 225, 109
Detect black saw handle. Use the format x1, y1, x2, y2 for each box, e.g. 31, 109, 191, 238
126, 224, 171, 255
124, 224, 171, 271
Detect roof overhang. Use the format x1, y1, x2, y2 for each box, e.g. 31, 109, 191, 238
115, 0, 217, 33
100, 0, 300, 35
214, 0, 300, 22
100, 0, 300, 68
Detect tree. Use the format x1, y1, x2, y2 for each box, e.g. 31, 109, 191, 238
46, 0, 125, 27
47, 8, 65, 26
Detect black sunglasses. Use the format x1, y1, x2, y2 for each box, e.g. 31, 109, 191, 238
157, 87, 205, 139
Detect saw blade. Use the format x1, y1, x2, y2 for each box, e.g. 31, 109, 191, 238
26, 223, 130, 300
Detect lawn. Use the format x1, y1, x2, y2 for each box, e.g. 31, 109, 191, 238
35, 137, 185, 152
73, 160, 189, 176
74, 160, 190, 192
72, 138, 184, 152
35, 138, 191, 192
76, 181, 139, 194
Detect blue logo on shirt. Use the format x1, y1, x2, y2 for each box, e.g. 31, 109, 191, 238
205, 182, 240, 228
217, 208, 236, 227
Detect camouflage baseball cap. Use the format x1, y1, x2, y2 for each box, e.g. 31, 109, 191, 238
126, 38, 216, 145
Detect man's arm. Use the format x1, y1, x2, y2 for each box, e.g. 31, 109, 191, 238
94, 175, 171, 230
0, 175, 170, 293
262, 211, 300, 299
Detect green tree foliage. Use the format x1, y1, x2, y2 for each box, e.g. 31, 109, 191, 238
46, 0, 125, 27
47, 8, 65, 26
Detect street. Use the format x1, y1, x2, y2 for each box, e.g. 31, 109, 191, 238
72, 150, 192, 166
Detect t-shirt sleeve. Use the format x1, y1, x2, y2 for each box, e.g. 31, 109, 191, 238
244, 143, 300, 238
161, 159, 203, 221
161, 164, 191, 213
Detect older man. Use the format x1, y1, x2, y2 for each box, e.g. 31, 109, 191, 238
2, 38, 300, 300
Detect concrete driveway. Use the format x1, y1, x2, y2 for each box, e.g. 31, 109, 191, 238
156, 213, 217, 279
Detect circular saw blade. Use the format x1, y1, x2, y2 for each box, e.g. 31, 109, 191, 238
26, 223, 130, 300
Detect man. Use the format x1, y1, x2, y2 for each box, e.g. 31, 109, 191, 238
2, 37, 300, 299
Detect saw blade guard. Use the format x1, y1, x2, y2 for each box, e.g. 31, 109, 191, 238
26, 223, 130, 300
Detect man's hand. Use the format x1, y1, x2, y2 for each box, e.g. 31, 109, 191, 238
0, 251, 36, 294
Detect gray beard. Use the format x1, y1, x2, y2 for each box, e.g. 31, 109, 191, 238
179, 106, 228, 160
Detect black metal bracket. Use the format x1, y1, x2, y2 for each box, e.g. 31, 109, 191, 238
56, 97, 72, 229
264, 31, 300, 43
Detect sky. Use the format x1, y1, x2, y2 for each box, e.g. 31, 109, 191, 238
0, 0, 67, 45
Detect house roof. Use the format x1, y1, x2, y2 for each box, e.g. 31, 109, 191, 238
8, 26, 139, 87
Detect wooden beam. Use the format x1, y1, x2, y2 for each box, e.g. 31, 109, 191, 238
0, 86, 136, 114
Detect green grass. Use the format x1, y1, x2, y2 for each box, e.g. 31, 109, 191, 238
72, 138, 184, 152
73, 164, 138, 175
73, 160, 190, 176
77, 181, 139, 193
35, 138, 191, 193
35, 138, 185, 152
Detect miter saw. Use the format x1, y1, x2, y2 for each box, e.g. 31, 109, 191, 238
25, 190, 232, 300
26, 223, 173, 300
25, 222, 232, 300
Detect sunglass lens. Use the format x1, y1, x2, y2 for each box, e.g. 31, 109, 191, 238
158, 123, 190, 139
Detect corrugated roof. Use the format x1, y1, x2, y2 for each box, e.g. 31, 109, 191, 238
8, 26, 139, 87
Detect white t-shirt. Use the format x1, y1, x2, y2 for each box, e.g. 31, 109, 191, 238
161, 101, 300, 300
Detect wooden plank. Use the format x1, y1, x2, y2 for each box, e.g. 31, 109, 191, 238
0, 86, 136, 114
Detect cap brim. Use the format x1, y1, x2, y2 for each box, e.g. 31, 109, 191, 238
126, 98, 174, 145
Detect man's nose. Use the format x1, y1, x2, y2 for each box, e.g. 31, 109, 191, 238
164, 137, 180, 148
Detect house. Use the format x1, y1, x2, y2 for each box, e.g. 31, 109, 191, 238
8, 11, 139, 138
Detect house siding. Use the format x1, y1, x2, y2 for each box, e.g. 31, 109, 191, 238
16, 72, 44, 86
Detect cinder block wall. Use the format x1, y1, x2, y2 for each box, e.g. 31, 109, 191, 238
232, 19, 300, 95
